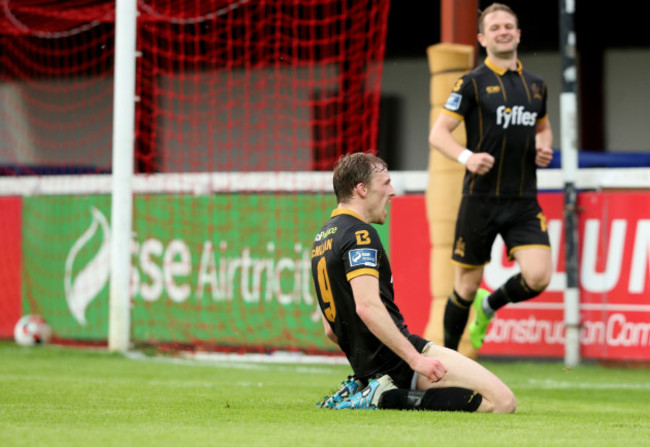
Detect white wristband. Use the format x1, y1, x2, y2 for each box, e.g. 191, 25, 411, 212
457, 149, 472, 165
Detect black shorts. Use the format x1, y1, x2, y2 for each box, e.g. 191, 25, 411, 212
451, 196, 551, 268
380, 334, 432, 390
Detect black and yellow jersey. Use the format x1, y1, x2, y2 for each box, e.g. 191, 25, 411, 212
442, 58, 549, 198
311, 208, 410, 379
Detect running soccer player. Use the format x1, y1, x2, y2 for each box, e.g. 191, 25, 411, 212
311, 152, 515, 412
428, 3, 554, 352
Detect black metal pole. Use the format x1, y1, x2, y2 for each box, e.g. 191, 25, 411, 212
559, 0, 580, 367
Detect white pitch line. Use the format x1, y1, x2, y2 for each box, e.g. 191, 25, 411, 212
124, 350, 348, 375
524, 378, 650, 390
186, 350, 349, 365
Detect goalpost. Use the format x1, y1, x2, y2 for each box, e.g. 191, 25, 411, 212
109, 0, 138, 352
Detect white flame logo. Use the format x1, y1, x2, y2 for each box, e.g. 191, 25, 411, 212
64, 207, 111, 325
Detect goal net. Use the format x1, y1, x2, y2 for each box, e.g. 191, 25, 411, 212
0, 0, 391, 353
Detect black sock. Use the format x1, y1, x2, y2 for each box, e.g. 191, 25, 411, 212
378, 388, 482, 412
488, 273, 543, 311
443, 290, 473, 351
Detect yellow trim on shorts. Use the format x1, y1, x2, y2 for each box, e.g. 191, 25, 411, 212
508, 244, 552, 260
346, 268, 379, 281
450, 259, 489, 269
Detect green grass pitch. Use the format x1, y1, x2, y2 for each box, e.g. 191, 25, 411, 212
1, 340, 649, 447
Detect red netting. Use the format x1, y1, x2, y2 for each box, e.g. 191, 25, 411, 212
1, 0, 389, 174
0, 0, 391, 352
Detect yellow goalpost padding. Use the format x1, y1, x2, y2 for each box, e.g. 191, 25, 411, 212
423, 43, 478, 359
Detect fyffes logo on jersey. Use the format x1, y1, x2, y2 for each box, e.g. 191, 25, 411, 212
496, 105, 537, 129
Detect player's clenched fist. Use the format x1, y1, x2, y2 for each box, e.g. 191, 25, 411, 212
466, 152, 495, 175
412, 355, 447, 383
535, 146, 553, 168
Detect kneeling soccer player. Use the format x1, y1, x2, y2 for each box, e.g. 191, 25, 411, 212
311, 153, 516, 413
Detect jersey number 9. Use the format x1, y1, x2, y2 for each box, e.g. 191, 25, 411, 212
316, 257, 336, 322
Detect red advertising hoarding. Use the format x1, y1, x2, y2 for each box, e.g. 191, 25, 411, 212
391, 192, 650, 361
389, 195, 431, 336
0, 197, 22, 337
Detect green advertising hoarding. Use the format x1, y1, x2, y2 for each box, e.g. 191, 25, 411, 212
22, 193, 388, 352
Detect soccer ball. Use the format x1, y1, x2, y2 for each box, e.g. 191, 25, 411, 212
14, 314, 52, 346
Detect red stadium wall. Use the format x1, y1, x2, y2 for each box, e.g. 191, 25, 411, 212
390, 191, 650, 362
389, 196, 432, 337
0, 197, 22, 337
